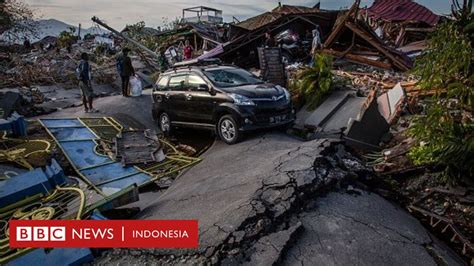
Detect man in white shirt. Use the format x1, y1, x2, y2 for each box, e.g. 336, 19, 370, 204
310, 26, 322, 66
311, 27, 322, 54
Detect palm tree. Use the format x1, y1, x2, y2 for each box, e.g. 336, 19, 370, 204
296, 53, 334, 110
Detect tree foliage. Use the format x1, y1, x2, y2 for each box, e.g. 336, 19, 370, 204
408, 1, 474, 184
57, 27, 77, 47
124, 21, 161, 51
0, 0, 37, 41
294, 53, 334, 110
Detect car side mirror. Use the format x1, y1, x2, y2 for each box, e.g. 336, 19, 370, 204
198, 84, 210, 92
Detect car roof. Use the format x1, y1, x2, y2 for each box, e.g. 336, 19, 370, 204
162, 65, 237, 75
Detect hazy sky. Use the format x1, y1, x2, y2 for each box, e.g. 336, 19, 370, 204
24, 0, 452, 29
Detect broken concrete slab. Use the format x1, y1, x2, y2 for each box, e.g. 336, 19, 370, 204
377, 82, 406, 124
295, 89, 366, 134
296, 90, 352, 128
344, 94, 390, 150
323, 95, 366, 132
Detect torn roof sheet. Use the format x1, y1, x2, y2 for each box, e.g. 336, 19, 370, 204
365, 0, 440, 26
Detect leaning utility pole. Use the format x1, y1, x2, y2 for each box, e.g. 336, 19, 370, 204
91, 16, 160, 59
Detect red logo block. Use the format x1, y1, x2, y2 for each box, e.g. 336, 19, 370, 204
9, 220, 198, 248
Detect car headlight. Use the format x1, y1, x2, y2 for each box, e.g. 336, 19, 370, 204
276, 85, 291, 101
229, 93, 255, 106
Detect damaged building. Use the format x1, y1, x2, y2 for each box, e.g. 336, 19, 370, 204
362, 0, 440, 48
218, 4, 339, 67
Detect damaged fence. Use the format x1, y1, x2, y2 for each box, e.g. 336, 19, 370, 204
39, 117, 201, 196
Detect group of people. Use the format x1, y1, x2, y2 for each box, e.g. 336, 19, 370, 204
75, 27, 322, 113
76, 48, 136, 113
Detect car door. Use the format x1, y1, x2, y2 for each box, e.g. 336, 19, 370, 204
185, 73, 216, 124
166, 74, 189, 122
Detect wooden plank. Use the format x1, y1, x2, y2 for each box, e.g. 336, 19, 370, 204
323, 49, 393, 69
344, 21, 410, 71
323, 0, 360, 48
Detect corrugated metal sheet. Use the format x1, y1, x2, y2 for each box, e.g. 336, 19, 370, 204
366, 0, 439, 26
236, 12, 282, 31
272, 5, 321, 15
236, 4, 321, 31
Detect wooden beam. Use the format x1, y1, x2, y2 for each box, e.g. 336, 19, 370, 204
323, 0, 360, 48
323, 49, 393, 70
221, 16, 300, 56
344, 21, 410, 71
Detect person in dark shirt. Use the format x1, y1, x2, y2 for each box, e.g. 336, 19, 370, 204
264, 31, 276, 47
117, 48, 135, 97
78, 53, 97, 113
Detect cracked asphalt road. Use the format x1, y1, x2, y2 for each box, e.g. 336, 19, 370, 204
282, 191, 464, 266
105, 133, 464, 265
39, 92, 464, 265
139, 132, 302, 249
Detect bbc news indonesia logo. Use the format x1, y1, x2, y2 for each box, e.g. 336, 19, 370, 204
10, 220, 198, 248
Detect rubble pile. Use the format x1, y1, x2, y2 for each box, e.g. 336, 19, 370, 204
0, 38, 119, 88
333, 66, 417, 92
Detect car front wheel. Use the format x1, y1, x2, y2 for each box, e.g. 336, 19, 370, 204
217, 115, 241, 144
159, 112, 172, 136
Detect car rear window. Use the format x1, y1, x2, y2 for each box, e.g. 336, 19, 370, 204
155, 76, 169, 90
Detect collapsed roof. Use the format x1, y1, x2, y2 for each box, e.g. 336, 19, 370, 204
236, 4, 323, 31
322, 0, 413, 71
218, 3, 339, 67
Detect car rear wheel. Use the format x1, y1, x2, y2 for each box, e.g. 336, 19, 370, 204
159, 112, 172, 136
218, 115, 241, 144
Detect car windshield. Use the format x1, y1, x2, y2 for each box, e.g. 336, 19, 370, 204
203, 68, 264, 88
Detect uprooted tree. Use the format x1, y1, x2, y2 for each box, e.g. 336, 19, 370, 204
409, 0, 474, 184
0, 0, 37, 41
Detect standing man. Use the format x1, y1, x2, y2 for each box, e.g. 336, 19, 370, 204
77, 53, 98, 113
117, 48, 135, 97
311, 26, 322, 54
310, 26, 322, 66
